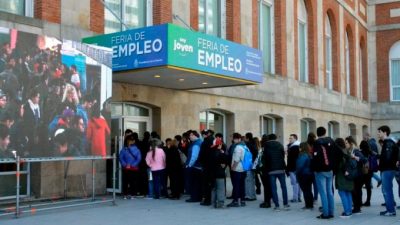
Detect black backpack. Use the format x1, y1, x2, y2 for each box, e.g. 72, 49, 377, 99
312, 139, 334, 172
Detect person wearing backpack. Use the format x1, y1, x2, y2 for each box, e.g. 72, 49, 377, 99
378, 125, 400, 216
345, 136, 366, 215
227, 133, 248, 207
311, 127, 335, 219
264, 133, 289, 211
334, 138, 354, 218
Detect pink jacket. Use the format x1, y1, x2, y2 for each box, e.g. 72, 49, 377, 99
146, 147, 166, 171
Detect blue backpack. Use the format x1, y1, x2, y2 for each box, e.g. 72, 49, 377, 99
241, 144, 253, 171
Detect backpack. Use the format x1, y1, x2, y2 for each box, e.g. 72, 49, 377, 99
312, 143, 332, 172
344, 158, 359, 180
240, 144, 253, 171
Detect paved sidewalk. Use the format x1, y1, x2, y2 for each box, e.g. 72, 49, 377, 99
1, 179, 400, 225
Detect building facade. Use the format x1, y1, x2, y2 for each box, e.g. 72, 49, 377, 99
0, 0, 399, 197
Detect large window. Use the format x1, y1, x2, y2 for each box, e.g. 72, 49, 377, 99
390, 41, 400, 101
0, 0, 33, 17
259, 0, 274, 74
104, 0, 150, 34
328, 121, 340, 139
298, 0, 308, 83
198, 0, 224, 37
345, 32, 350, 95
325, 16, 333, 90
300, 118, 316, 142
200, 110, 225, 137
348, 123, 357, 139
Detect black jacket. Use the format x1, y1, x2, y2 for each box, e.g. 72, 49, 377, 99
211, 144, 228, 178
263, 140, 286, 173
379, 138, 400, 172
286, 141, 300, 172
199, 136, 215, 172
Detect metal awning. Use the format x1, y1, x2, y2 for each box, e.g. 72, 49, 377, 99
83, 24, 263, 90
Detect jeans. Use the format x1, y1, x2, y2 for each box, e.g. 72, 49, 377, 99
312, 176, 318, 201
270, 173, 288, 207
381, 170, 396, 213
152, 169, 167, 198
338, 190, 353, 215
188, 167, 202, 201
298, 174, 314, 208
231, 171, 246, 202
315, 171, 334, 216
212, 178, 225, 206
289, 172, 301, 200
245, 170, 256, 199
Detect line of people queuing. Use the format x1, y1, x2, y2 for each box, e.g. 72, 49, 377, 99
118, 125, 400, 220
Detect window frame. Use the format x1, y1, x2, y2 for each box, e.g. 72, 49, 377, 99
390, 41, 400, 102
104, 0, 152, 34
298, 0, 308, 83
325, 16, 332, 90
200, 110, 226, 140
198, 0, 226, 38
345, 32, 350, 95
260, 115, 276, 136
258, 0, 275, 74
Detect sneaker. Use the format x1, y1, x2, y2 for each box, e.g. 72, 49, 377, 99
316, 214, 331, 219
283, 205, 290, 211
340, 212, 352, 218
290, 199, 297, 203
259, 202, 271, 208
245, 197, 256, 201
352, 209, 363, 215
273, 207, 281, 212
362, 202, 371, 207
123, 196, 127, 200
240, 201, 246, 207
227, 201, 240, 207
380, 211, 396, 216
301, 206, 313, 210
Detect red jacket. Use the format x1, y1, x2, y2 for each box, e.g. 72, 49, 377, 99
86, 117, 110, 157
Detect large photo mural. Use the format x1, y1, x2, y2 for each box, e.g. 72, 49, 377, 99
0, 27, 112, 159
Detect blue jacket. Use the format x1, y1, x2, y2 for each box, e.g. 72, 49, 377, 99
119, 145, 142, 168
186, 138, 203, 169
296, 153, 312, 176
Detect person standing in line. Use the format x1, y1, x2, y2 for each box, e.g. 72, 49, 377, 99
244, 132, 257, 201
345, 136, 366, 215
264, 133, 290, 211
185, 130, 203, 202
146, 138, 167, 199
311, 127, 335, 219
378, 125, 399, 216
287, 134, 301, 203
359, 140, 373, 207
259, 134, 273, 208
210, 133, 228, 208
296, 142, 314, 210
227, 133, 247, 207
334, 138, 354, 218
119, 134, 141, 199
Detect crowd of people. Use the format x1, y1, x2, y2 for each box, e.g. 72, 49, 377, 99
0, 34, 110, 159
119, 125, 400, 220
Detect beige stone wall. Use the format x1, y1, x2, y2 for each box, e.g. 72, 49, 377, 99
113, 82, 370, 144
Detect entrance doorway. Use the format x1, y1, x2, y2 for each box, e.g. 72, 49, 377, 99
107, 103, 152, 193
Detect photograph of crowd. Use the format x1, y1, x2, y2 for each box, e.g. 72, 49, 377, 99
0, 27, 112, 159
